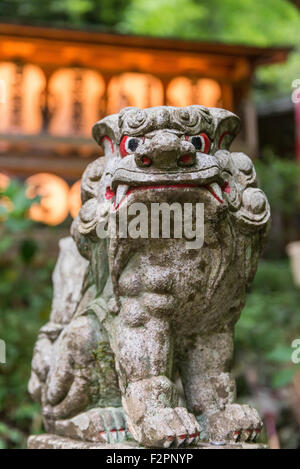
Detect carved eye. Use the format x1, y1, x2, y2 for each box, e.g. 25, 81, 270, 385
119, 136, 143, 157
186, 134, 211, 154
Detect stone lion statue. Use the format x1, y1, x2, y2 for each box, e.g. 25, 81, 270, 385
29, 106, 270, 448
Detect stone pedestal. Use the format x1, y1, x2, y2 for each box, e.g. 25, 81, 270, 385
28, 434, 267, 450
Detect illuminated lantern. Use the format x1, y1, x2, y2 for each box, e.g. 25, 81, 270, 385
48, 68, 105, 137
26, 173, 69, 225
107, 73, 163, 114
167, 77, 222, 108
167, 77, 192, 108
0, 173, 10, 190
68, 179, 81, 219
196, 79, 222, 107
0, 78, 5, 104
0, 62, 45, 134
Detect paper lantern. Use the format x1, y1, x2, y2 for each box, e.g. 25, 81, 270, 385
0, 62, 45, 134
0, 173, 10, 190
48, 68, 105, 136
167, 77, 222, 108
26, 173, 69, 225
107, 73, 163, 114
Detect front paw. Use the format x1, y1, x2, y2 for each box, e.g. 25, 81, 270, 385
128, 407, 201, 448
207, 404, 263, 444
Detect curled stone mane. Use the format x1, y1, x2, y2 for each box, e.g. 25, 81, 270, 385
93, 105, 217, 144
71, 157, 105, 261
118, 105, 215, 138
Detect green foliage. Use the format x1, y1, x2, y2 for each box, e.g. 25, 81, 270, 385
253, 154, 300, 258
255, 43, 300, 102
0, 0, 129, 29
119, 0, 208, 39
119, 0, 300, 46
0, 422, 23, 449
236, 260, 300, 389
0, 181, 54, 449
0, 180, 37, 233
255, 154, 300, 217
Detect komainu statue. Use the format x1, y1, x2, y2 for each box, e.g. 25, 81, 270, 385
28, 106, 270, 449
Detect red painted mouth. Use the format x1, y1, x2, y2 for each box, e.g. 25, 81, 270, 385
105, 186, 116, 200
105, 183, 197, 201
206, 186, 223, 205
106, 182, 228, 210
126, 183, 225, 205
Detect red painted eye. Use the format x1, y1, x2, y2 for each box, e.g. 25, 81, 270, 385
186, 134, 211, 154
119, 136, 143, 157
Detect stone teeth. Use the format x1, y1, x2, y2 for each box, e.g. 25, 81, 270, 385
115, 184, 129, 206
109, 429, 118, 443
210, 182, 223, 201
99, 431, 108, 442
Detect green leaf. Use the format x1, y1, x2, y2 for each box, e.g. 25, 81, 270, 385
4, 218, 33, 233
20, 239, 38, 263
0, 236, 13, 253
0, 438, 7, 449
0, 422, 9, 434
271, 367, 295, 388
266, 345, 293, 363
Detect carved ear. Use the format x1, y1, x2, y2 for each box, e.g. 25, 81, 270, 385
209, 108, 241, 153
92, 114, 120, 153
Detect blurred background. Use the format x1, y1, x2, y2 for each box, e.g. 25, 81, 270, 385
0, 0, 300, 449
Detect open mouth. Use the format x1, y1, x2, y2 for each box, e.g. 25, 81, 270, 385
105, 182, 227, 209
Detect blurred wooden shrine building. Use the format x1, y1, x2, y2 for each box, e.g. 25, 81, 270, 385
0, 23, 290, 225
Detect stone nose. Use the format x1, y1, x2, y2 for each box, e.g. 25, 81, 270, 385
134, 133, 196, 170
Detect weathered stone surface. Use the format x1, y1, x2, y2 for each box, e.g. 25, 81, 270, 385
27, 434, 266, 450
27, 434, 139, 449
28, 106, 270, 449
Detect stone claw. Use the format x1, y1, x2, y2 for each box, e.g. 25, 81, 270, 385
128, 406, 201, 448
252, 428, 261, 442
207, 404, 263, 444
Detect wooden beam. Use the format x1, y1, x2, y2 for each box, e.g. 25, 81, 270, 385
0, 153, 94, 178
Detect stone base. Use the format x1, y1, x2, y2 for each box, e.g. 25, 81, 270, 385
28, 434, 267, 450
28, 434, 141, 449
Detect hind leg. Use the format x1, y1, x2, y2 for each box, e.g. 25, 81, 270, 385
40, 312, 124, 441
